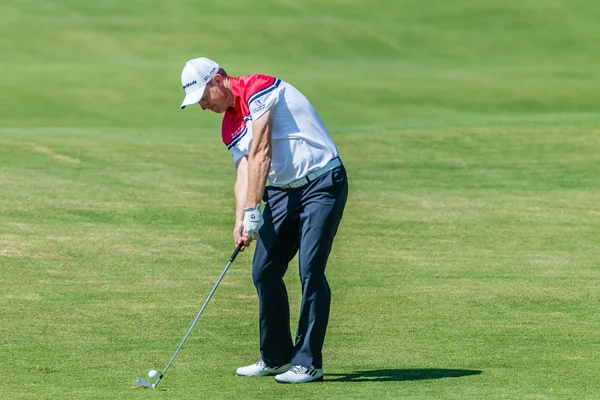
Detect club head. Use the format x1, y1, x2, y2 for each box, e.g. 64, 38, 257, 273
136, 378, 156, 388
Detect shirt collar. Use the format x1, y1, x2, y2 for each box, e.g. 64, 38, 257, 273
228, 76, 244, 115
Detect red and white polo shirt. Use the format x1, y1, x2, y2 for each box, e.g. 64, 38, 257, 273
222, 74, 339, 186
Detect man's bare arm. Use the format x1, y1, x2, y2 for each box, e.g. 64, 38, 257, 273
245, 109, 274, 208
234, 155, 252, 249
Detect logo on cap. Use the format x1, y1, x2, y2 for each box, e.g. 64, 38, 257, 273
203, 67, 217, 82
183, 80, 197, 90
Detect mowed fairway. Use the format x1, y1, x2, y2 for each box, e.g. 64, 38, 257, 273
2, 1, 600, 399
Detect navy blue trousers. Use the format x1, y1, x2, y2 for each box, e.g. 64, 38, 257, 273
252, 165, 348, 369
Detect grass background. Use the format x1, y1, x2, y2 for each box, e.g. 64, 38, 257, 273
1, 0, 600, 399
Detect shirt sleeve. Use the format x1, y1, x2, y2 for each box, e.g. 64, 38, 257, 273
229, 146, 245, 164
246, 76, 282, 121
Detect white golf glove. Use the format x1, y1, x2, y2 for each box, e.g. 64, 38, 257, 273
243, 204, 264, 238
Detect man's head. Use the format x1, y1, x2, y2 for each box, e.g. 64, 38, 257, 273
180, 58, 232, 113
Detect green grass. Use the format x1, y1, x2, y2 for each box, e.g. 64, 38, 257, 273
2, 0, 600, 399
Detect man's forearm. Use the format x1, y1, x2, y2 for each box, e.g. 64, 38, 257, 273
246, 152, 270, 208
235, 178, 247, 223
245, 110, 273, 208
235, 156, 249, 223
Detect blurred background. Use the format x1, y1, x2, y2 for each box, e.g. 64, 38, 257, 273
2, 0, 599, 132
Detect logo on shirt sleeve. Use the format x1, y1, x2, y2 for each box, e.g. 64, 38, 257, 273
249, 98, 266, 115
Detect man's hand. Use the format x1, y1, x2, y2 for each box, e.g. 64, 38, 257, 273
243, 204, 264, 239
234, 221, 253, 251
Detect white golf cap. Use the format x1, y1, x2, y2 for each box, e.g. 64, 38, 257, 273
180, 57, 220, 109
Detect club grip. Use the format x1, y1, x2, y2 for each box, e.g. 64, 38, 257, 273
230, 242, 244, 262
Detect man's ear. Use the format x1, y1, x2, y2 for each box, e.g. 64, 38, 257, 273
212, 74, 224, 87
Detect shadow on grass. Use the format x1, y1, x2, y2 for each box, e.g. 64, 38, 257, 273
326, 368, 482, 382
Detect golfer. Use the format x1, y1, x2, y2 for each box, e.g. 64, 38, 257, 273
180, 57, 348, 384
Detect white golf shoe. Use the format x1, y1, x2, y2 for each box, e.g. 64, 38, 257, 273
275, 365, 324, 383
236, 360, 291, 376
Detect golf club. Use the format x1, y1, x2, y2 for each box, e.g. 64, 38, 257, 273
136, 242, 244, 388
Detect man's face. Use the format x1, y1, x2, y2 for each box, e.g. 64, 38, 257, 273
198, 76, 229, 113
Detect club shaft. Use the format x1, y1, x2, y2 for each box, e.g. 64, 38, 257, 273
154, 243, 244, 388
